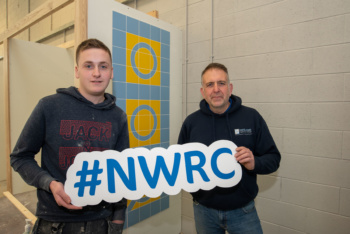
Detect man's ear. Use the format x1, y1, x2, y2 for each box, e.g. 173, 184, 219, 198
75, 66, 79, 79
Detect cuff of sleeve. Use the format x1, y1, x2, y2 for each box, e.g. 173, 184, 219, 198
38, 174, 56, 193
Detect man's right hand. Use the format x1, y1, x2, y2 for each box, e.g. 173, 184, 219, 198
49, 180, 82, 210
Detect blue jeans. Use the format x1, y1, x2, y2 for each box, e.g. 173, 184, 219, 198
193, 200, 263, 234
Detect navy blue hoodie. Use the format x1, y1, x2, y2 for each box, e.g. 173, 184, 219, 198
10, 86, 129, 222
178, 95, 280, 210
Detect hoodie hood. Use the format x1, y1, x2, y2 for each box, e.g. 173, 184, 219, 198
199, 94, 242, 116
56, 86, 116, 110
199, 94, 242, 142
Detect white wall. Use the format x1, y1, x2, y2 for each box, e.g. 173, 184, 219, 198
130, 0, 350, 233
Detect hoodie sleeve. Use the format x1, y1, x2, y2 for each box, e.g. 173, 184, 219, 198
10, 99, 56, 192
251, 114, 281, 175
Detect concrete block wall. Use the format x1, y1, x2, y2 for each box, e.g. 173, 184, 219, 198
134, 0, 350, 233
1, 0, 350, 233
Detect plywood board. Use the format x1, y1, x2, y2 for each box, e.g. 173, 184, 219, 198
9, 38, 74, 194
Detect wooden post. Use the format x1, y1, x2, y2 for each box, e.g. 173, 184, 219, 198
3, 38, 12, 193
74, 0, 88, 88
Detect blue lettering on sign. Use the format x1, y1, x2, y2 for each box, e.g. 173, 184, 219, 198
107, 157, 136, 192
211, 148, 235, 179
138, 153, 181, 189
65, 140, 243, 207
74, 160, 103, 197
184, 150, 210, 184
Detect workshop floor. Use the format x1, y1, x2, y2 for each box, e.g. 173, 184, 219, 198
0, 189, 37, 234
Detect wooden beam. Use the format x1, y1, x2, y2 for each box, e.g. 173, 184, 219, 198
0, 0, 74, 44
74, 0, 88, 88
3, 39, 11, 193
57, 40, 75, 49
147, 10, 159, 19
74, 0, 87, 49
3, 191, 37, 225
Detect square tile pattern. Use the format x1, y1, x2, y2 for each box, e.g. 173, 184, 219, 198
112, 11, 170, 228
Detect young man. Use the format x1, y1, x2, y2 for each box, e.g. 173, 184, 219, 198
178, 63, 281, 233
10, 39, 129, 233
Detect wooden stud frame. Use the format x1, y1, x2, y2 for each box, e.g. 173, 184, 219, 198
0, 0, 76, 193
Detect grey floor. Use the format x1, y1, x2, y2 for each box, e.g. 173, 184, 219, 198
0, 190, 37, 234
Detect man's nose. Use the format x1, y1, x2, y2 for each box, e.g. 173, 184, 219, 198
92, 67, 101, 77
213, 83, 219, 92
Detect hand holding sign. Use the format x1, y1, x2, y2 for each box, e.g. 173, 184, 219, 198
65, 140, 242, 206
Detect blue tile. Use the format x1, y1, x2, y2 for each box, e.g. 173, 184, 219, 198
161, 72, 170, 86
139, 203, 151, 222
150, 199, 161, 216
126, 209, 140, 227
113, 11, 126, 31
161, 29, 170, 45
161, 101, 169, 115
161, 129, 169, 142
161, 44, 170, 59
150, 85, 160, 100
139, 84, 150, 100
161, 86, 169, 100
160, 115, 169, 129
112, 47, 126, 65
116, 99, 126, 112
127, 83, 139, 99
113, 29, 126, 48
113, 64, 126, 82
161, 142, 170, 148
115, 81, 126, 99
127, 16, 139, 35
161, 58, 170, 73
150, 25, 160, 42
140, 21, 150, 38
149, 143, 161, 148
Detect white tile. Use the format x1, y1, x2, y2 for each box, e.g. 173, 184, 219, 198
306, 208, 350, 234
313, 0, 350, 19
186, 62, 208, 84
310, 103, 350, 131
345, 73, 350, 101
313, 44, 350, 74
340, 188, 350, 217
257, 103, 311, 128
278, 154, 310, 181
343, 131, 350, 160
281, 178, 339, 213
187, 40, 211, 63
283, 129, 343, 158
188, 19, 211, 44
257, 175, 281, 200
256, 197, 307, 231
159, 7, 187, 28
259, 0, 313, 29
157, 0, 186, 13
186, 82, 202, 104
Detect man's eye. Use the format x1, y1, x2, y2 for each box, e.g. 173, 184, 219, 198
85, 64, 93, 69
207, 83, 213, 87
218, 82, 226, 86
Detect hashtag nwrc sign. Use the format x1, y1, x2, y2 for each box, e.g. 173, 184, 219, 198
64, 140, 242, 206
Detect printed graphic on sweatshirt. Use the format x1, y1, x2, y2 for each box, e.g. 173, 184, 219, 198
59, 120, 111, 169
112, 12, 170, 228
